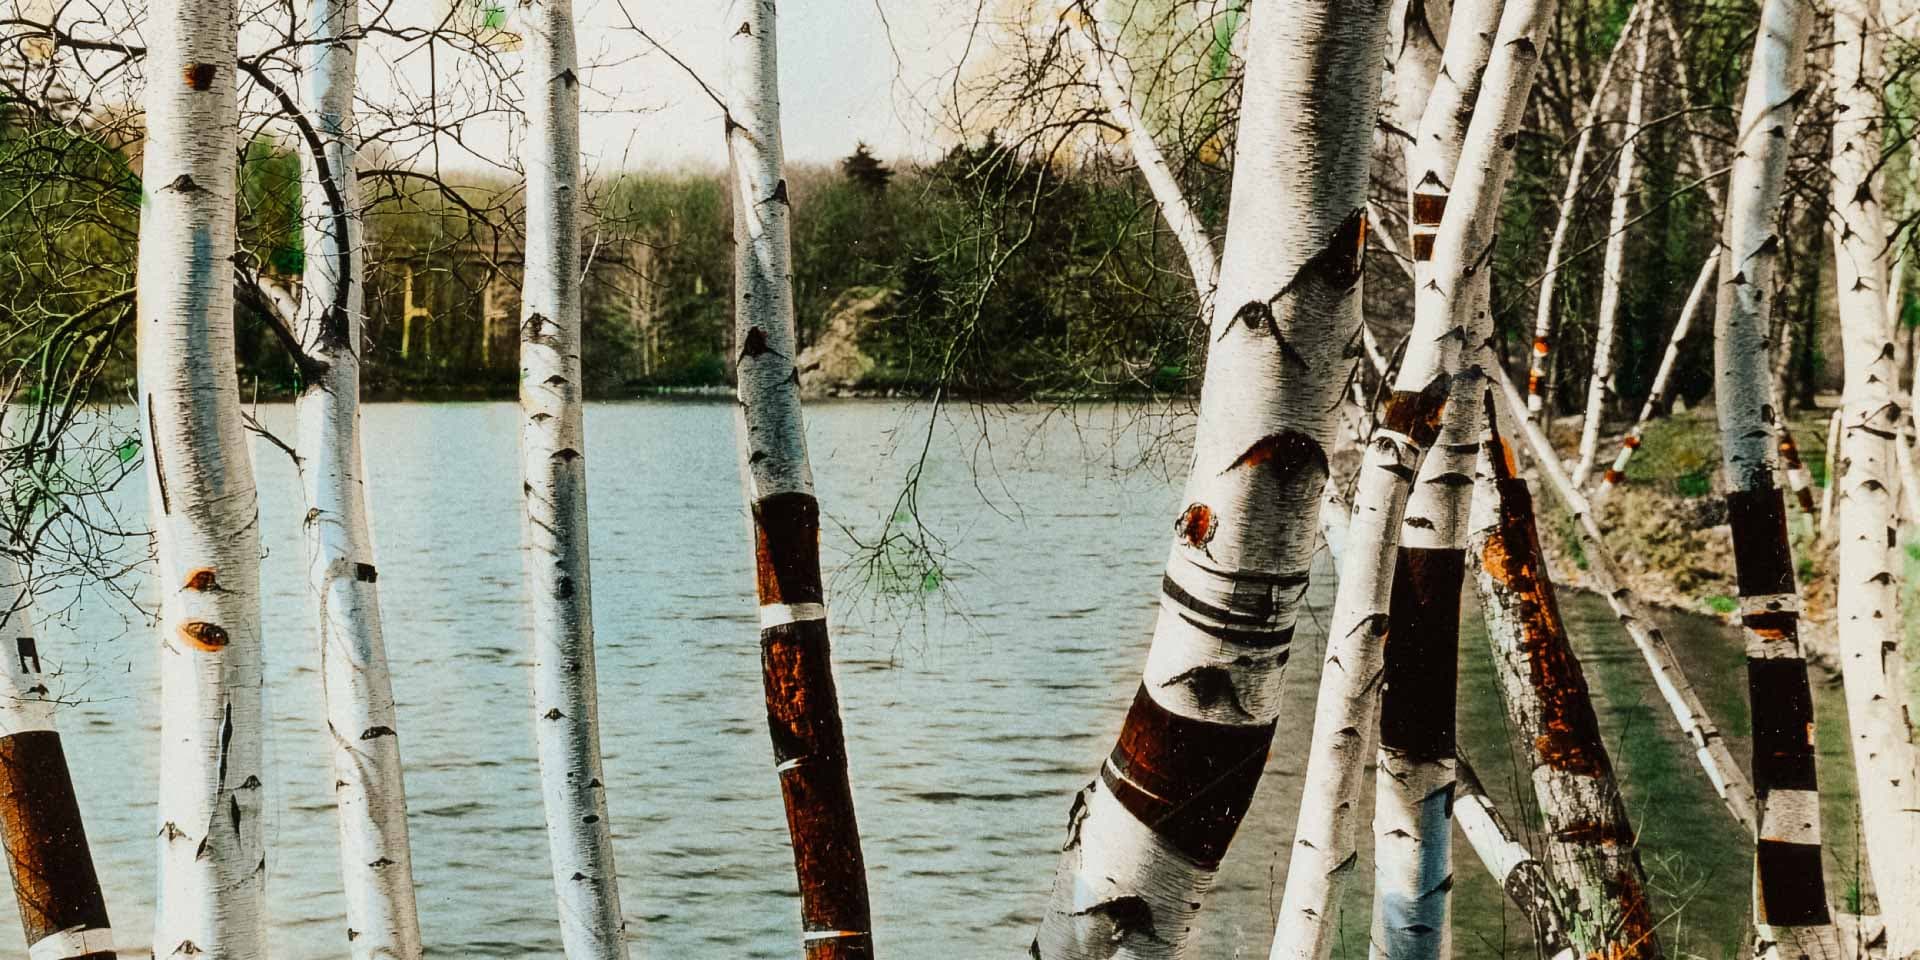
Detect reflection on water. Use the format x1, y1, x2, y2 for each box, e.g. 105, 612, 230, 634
17, 401, 1855, 957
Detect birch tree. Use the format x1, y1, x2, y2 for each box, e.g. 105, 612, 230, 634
1035, 0, 1383, 954
1266, 0, 1553, 950
519, 0, 630, 954
1525, 12, 1638, 419
1827, 0, 1920, 943
138, 0, 268, 951
1370, 1, 1501, 953
1469, 411, 1661, 960
0, 554, 115, 960
294, 0, 424, 952
1569, 8, 1652, 488
1711, 0, 1843, 949
726, 3, 875, 955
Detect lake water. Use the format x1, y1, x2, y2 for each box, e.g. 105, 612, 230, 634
10, 401, 1863, 958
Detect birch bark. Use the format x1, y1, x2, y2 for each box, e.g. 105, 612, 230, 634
519, 1, 630, 955
294, 0, 424, 952
1369, 2, 1501, 955
726, 4, 875, 956
1452, 756, 1573, 960
1712, 0, 1843, 949
1828, 0, 1920, 944
1525, 9, 1637, 418
1035, 0, 1387, 954
1267, 0, 1551, 953
1569, 9, 1651, 488
137, 0, 268, 950
0, 555, 115, 960
1469, 420, 1661, 960
1594, 252, 1718, 499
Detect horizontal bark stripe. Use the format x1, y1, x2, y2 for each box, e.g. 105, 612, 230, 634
761, 603, 827, 629
1755, 839, 1832, 927
1160, 574, 1276, 627
1411, 233, 1436, 261
26, 925, 114, 960
1104, 684, 1276, 866
1172, 612, 1296, 650
1747, 658, 1819, 793
1726, 489, 1796, 598
753, 492, 824, 607
1741, 609, 1804, 660
1380, 547, 1463, 762
0, 732, 112, 948
761, 620, 848, 766
1411, 191, 1447, 227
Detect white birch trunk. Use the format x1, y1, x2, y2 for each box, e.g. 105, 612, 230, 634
1525, 9, 1637, 418
1035, 0, 1388, 953
1368, 2, 1501, 954
726, 4, 875, 956
1712, 0, 1843, 949
1492, 367, 1759, 831
294, 0, 425, 953
1593, 250, 1719, 500
137, 0, 268, 950
1829, 0, 1920, 944
1819, 408, 1842, 546
519, 2, 629, 954
1066, 0, 1219, 304
1569, 10, 1651, 489
0, 555, 116, 959
1266, 0, 1551, 953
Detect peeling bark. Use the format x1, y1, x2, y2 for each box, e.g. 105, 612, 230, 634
0, 557, 115, 960
728, 4, 873, 957
520, 1, 629, 955
293, 0, 424, 953
1468, 413, 1661, 960
137, 0, 267, 950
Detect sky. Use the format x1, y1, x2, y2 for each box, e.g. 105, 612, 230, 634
364, 0, 993, 173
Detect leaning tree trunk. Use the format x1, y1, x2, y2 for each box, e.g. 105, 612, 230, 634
1369, 0, 1500, 954
1034, 0, 1385, 954
1829, 0, 1920, 946
1469, 411, 1661, 960
1267, 0, 1551, 954
138, 0, 267, 952
1452, 756, 1573, 960
726, 3, 874, 957
1526, 9, 1638, 419
1593, 252, 1718, 499
519, 2, 630, 955
1712, 0, 1843, 951
295, 0, 425, 953
1492, 367, 1758, 830
0, 555, 115, 959
1569, 8, 1651, 489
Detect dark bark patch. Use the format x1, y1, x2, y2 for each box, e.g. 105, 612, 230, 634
1159, 665, 1253, 721
753, 492, 824, 606
178, 621, 229, 652
359, 726, 396, 740
1380, 548, 1464, 761
183, 568, 219, 591
1726, 489, 1797, 598
1412, 191, 1446, 227
162, 174, 202, 195
0, 731, 112, 945
183, 63, 216, 90
1104, 684, 1275, 866
1072, 895, 1159, 944
1747, 654, 1819, 793
1223, 431, 1328, 483
1755, 839, 1832, 926
1276, 206, 1368, 298
354, 563, 378, 583
740, 325, 774, 360
1381, 375, 1451, 447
